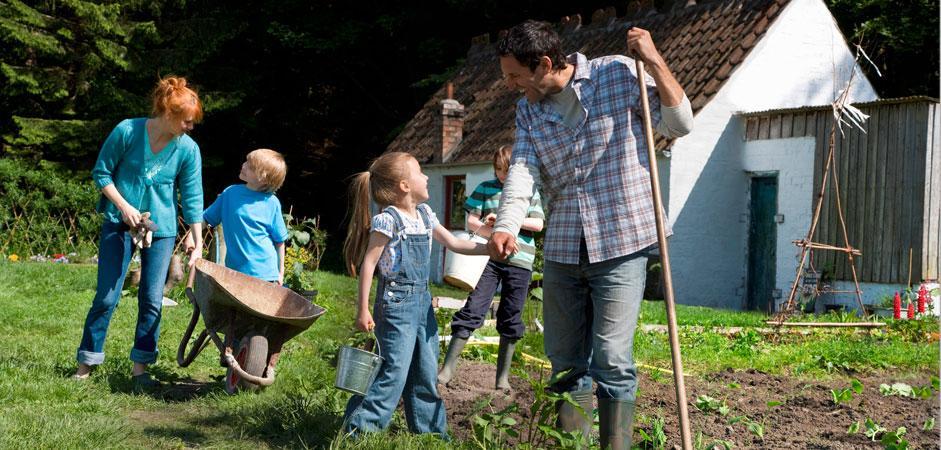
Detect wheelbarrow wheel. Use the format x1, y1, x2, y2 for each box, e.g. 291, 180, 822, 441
225, 333, 268, 394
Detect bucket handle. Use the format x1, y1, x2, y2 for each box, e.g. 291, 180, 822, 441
368, 331, 381, 358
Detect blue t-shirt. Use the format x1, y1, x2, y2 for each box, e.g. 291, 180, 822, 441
204, 184, 289, 281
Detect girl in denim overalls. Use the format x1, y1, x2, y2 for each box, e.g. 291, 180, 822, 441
342, 152, 488, 438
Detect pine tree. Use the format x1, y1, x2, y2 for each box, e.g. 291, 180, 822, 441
0, 0, 157, 162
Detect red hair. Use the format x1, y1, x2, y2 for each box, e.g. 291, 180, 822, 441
151, 76, 203, 122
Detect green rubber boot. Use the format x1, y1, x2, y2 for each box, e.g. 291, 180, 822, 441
598, 398, 635, 450
437, 336, 468, 386
495, 337, 516, 390
557, 388, 593, 441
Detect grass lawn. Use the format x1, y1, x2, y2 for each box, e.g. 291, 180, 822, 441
0, 261, 936, 449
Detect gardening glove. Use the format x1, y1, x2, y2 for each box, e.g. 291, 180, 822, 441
131, 212, 157, 249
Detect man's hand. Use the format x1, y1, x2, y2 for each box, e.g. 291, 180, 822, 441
488, 231, 518, 260
484, 213, 497, 226
627, 27, 662, 65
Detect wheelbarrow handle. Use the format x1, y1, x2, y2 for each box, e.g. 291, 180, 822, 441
186, 264, 197, 290
177, 291, 209, 367
223, 351, 276, 386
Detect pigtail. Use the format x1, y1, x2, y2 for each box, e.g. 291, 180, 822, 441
343, 171, 372, 277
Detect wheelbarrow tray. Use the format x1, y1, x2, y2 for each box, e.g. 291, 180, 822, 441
191, 258, 326, 343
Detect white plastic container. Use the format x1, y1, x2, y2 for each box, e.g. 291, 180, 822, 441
442, 231, 490, 291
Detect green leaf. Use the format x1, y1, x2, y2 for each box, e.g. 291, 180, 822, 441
847, 421, 860, 434
728, 415, 747, 425
766, 400, 783, 407
747, 421, 764, 438
851, 378, 864, 394
923, 417, 935, 431
294, 230, 310, 245
529, 286, 543, 301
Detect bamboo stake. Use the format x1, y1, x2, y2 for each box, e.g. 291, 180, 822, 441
827, 131, 866, 314
636, 59, 693, 450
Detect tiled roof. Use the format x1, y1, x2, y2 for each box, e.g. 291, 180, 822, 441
388, 0, 790, 164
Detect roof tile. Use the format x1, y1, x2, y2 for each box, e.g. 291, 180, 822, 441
388, 0, 790, 163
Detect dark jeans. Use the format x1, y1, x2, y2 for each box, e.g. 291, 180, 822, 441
450, 260, 531, 340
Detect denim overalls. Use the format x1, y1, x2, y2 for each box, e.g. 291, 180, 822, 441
344, 206, 448, 437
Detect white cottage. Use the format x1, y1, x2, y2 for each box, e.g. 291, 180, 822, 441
384, 0, 941, 311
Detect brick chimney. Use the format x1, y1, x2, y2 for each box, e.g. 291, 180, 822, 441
435, 82, 464, 163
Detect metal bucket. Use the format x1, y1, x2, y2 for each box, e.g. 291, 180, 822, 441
335, 343, 383, 396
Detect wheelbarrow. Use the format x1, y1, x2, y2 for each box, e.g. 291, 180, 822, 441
178, 258, 327, 393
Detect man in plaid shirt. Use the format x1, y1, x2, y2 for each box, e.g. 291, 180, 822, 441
489, 20, 694, 449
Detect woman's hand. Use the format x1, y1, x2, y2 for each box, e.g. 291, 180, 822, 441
484, 213, 497, 226
187, 241, 203, 270
120, 205, 142, 229
355, 310, 375, 332
183, 232, 196, 253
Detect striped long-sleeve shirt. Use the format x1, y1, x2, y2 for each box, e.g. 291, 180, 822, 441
465, 179, 543, 271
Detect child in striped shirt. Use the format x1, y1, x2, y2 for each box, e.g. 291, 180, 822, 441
438, 145, 544, 390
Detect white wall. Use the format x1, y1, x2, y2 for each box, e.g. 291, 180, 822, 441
666, 0, 879, 309
423, 162, 493, 283
741, 137, 816, 310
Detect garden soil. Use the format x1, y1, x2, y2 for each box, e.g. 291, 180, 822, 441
440, 362, 939, 449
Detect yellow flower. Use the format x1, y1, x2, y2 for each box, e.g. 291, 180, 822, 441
7, 254, 18, 262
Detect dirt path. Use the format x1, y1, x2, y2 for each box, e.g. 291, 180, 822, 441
440, 362, 939, 448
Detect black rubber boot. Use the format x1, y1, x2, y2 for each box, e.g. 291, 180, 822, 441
598, 398, 635, 450
437, 336, 468, 386
495, 337, 516, 390
556, 388, 593, 441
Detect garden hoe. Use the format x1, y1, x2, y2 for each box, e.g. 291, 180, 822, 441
635, 57, 693, 450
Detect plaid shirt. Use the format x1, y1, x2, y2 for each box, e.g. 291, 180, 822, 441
495, 52, 668, 264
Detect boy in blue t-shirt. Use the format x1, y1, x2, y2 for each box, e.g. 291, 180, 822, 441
187, 149, 289, 284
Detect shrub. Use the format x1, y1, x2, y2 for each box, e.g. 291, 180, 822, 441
0, 158, 101, 257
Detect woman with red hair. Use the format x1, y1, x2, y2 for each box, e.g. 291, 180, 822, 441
73, 76, 205, 391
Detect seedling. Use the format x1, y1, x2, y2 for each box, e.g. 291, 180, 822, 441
747, 420, 765, 439
880, 383, 914, 397
880, 427, 908, 450
864, 418, 887, 441
847, 421, 860, 434
637, 416, 667, 449
831, 388, 854, 404
695, 395, 729, 416
922, 417, 935, 431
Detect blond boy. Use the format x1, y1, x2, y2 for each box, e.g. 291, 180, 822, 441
191, 149, 289, 283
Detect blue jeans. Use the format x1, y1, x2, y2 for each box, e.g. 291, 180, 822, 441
542, 242, 648, 401
450, 260, 531, 340
77, 221, 174, 365
343, 281, 447, 436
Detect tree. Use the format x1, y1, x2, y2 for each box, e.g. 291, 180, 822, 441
0, 0, 162, 161
827, 0, 939, 97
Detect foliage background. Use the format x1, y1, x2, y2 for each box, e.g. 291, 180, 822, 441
1, 0, 937, 263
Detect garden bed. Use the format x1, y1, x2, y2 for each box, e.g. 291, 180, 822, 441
441, 361, 939, 449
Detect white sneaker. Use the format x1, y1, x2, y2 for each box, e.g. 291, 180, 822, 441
162, 297, 178, 307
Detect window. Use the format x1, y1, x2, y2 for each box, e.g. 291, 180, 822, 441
443, 175, 466, 230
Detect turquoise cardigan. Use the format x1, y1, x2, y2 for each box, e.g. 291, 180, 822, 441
92, 118, 204, 238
